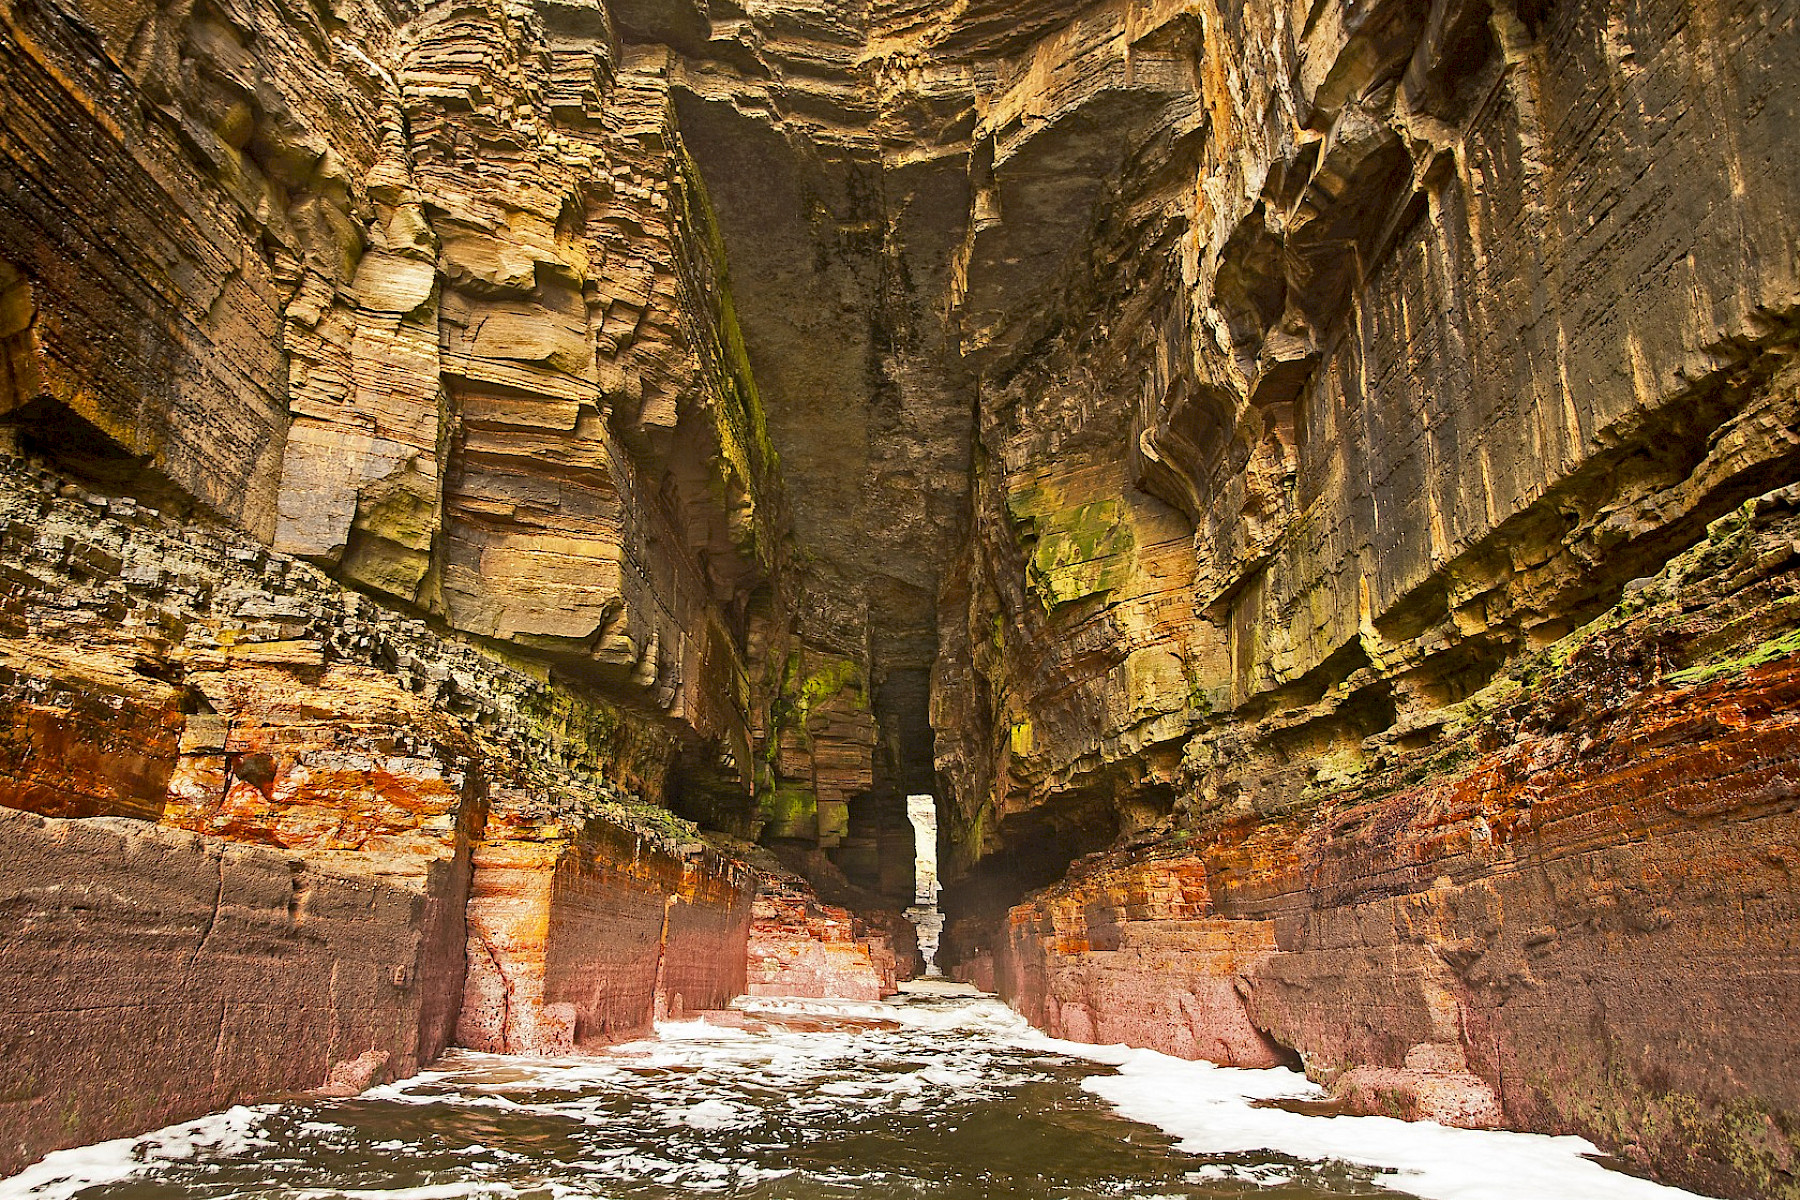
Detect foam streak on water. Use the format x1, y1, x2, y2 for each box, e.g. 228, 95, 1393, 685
0, 985, 1716, 1200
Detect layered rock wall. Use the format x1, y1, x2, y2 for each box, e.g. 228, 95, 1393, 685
962, 491, 1800, 1198
459, 810, 753, 1052
0, 456, 769, 1166
0, 807, 469, 1175
745, 871, 914, 1001
2, 0, 1798, 1194
919, 2, 1800, 1198
935, 0, 1800, 873
0, 0, 957, 1165
0, 0, 790, 807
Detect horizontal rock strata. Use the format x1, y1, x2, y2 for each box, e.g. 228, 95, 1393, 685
0, 459, 790, 1169
0, 807, 468, 1175
1, 0, 1797, 1195
746, 873, 909, 1002
960, 490, 1800, 1198
460, 812, 754, 1052
917, 2, 1800, 1197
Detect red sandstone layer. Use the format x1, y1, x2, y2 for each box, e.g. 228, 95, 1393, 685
459, 809, 755, 1052
0, 807, 468, 1175
973, 645, 1800, 1198
746, 874, 906, 1001
0, 469, 778, 1170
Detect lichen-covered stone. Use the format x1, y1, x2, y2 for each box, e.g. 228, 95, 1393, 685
954, 488, 1800, 1199
2, 0, 1799, 1196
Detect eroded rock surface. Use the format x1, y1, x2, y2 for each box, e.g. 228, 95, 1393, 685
0, 807, 469, 1173
955, 490, 1800, 1198
0, 460, 765, 1168
0, 0, 1798, 1194
459, 807, 753, 1052
746, 870, 918, 1001
911, 3, 1800, 1196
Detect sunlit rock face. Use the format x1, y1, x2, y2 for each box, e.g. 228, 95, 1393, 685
906, 794, 940, 903
0, 0, 1797, 1196
746, 873, 906, 1001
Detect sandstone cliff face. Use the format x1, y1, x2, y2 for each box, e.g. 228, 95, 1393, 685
0, 0, 785, 812
0, 457, 763, 1171
0, 806, 469, 1175
933, 0, 1800, 873
970, 490, 1800, 1196
745, 869, 918, 1001
915, 2, 1800, 1197
460, 810, 753, 1052
0, 0, 951, 1167
1, 0, 1798, 1195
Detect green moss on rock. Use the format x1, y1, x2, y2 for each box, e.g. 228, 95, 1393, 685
1024, 499, 1135, 608
759, 784, 818, 841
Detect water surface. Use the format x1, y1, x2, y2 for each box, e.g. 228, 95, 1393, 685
0, 984, 1710, 1200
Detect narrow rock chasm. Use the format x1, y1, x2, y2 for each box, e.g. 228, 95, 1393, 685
0, 1, 1797, 1198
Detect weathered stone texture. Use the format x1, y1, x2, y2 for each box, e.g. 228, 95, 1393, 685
0, 459, 762, 1168
459, 803, 754, 1052
0, 0, 789, 811
746, 873, 901, 1002
996, 852, 1291, 1069
2, 0, 1799, 1195
0, 643, 184, 821
937, 0, 1800, 876
0, 807, 469, 1176
920, 4, 1800, 1196
957, 490, 1800, 1198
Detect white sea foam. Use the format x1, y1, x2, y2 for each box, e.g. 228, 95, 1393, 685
0, 1105, 270, 1200
0, 990, 1728, 1200
654, 1018, 758, 1042
1062, 1042, 1714, 1200
295, 1186, 517, 1200
670, 1098, 752, 1130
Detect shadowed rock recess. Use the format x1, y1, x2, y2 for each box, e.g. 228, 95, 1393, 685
0, 0, 1795, 1193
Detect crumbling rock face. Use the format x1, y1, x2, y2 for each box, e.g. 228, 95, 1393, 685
0, 451, 899, 1169
746, 872, 910, 1002
0, 0, 964, 1165
0, 0, 784, 808
936, 0, 1800, 877
460, 809, 753, 1052
0, 459, 763, 1167
995, 851, 1291, 1070
921, 2, 1800, 1197
2, 0, 1800, 1194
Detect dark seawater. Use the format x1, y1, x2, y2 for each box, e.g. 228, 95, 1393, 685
0, 986, 1706, 1200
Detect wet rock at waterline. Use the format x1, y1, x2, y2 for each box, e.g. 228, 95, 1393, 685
0, 989, 1714, 1200
0, 0, 1797, 1195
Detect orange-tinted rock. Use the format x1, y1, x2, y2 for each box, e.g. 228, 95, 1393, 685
0, 642, 183, 820
746, 875, 898, 1002
459, 806, 755, 1053
995, 853, 1292, 1069
1241, 652, 1800, 1184
0, 463, 759, 1168
974, 495, 1800, 1194
159, 663, 477, 872
2, 2, 1798, 1198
